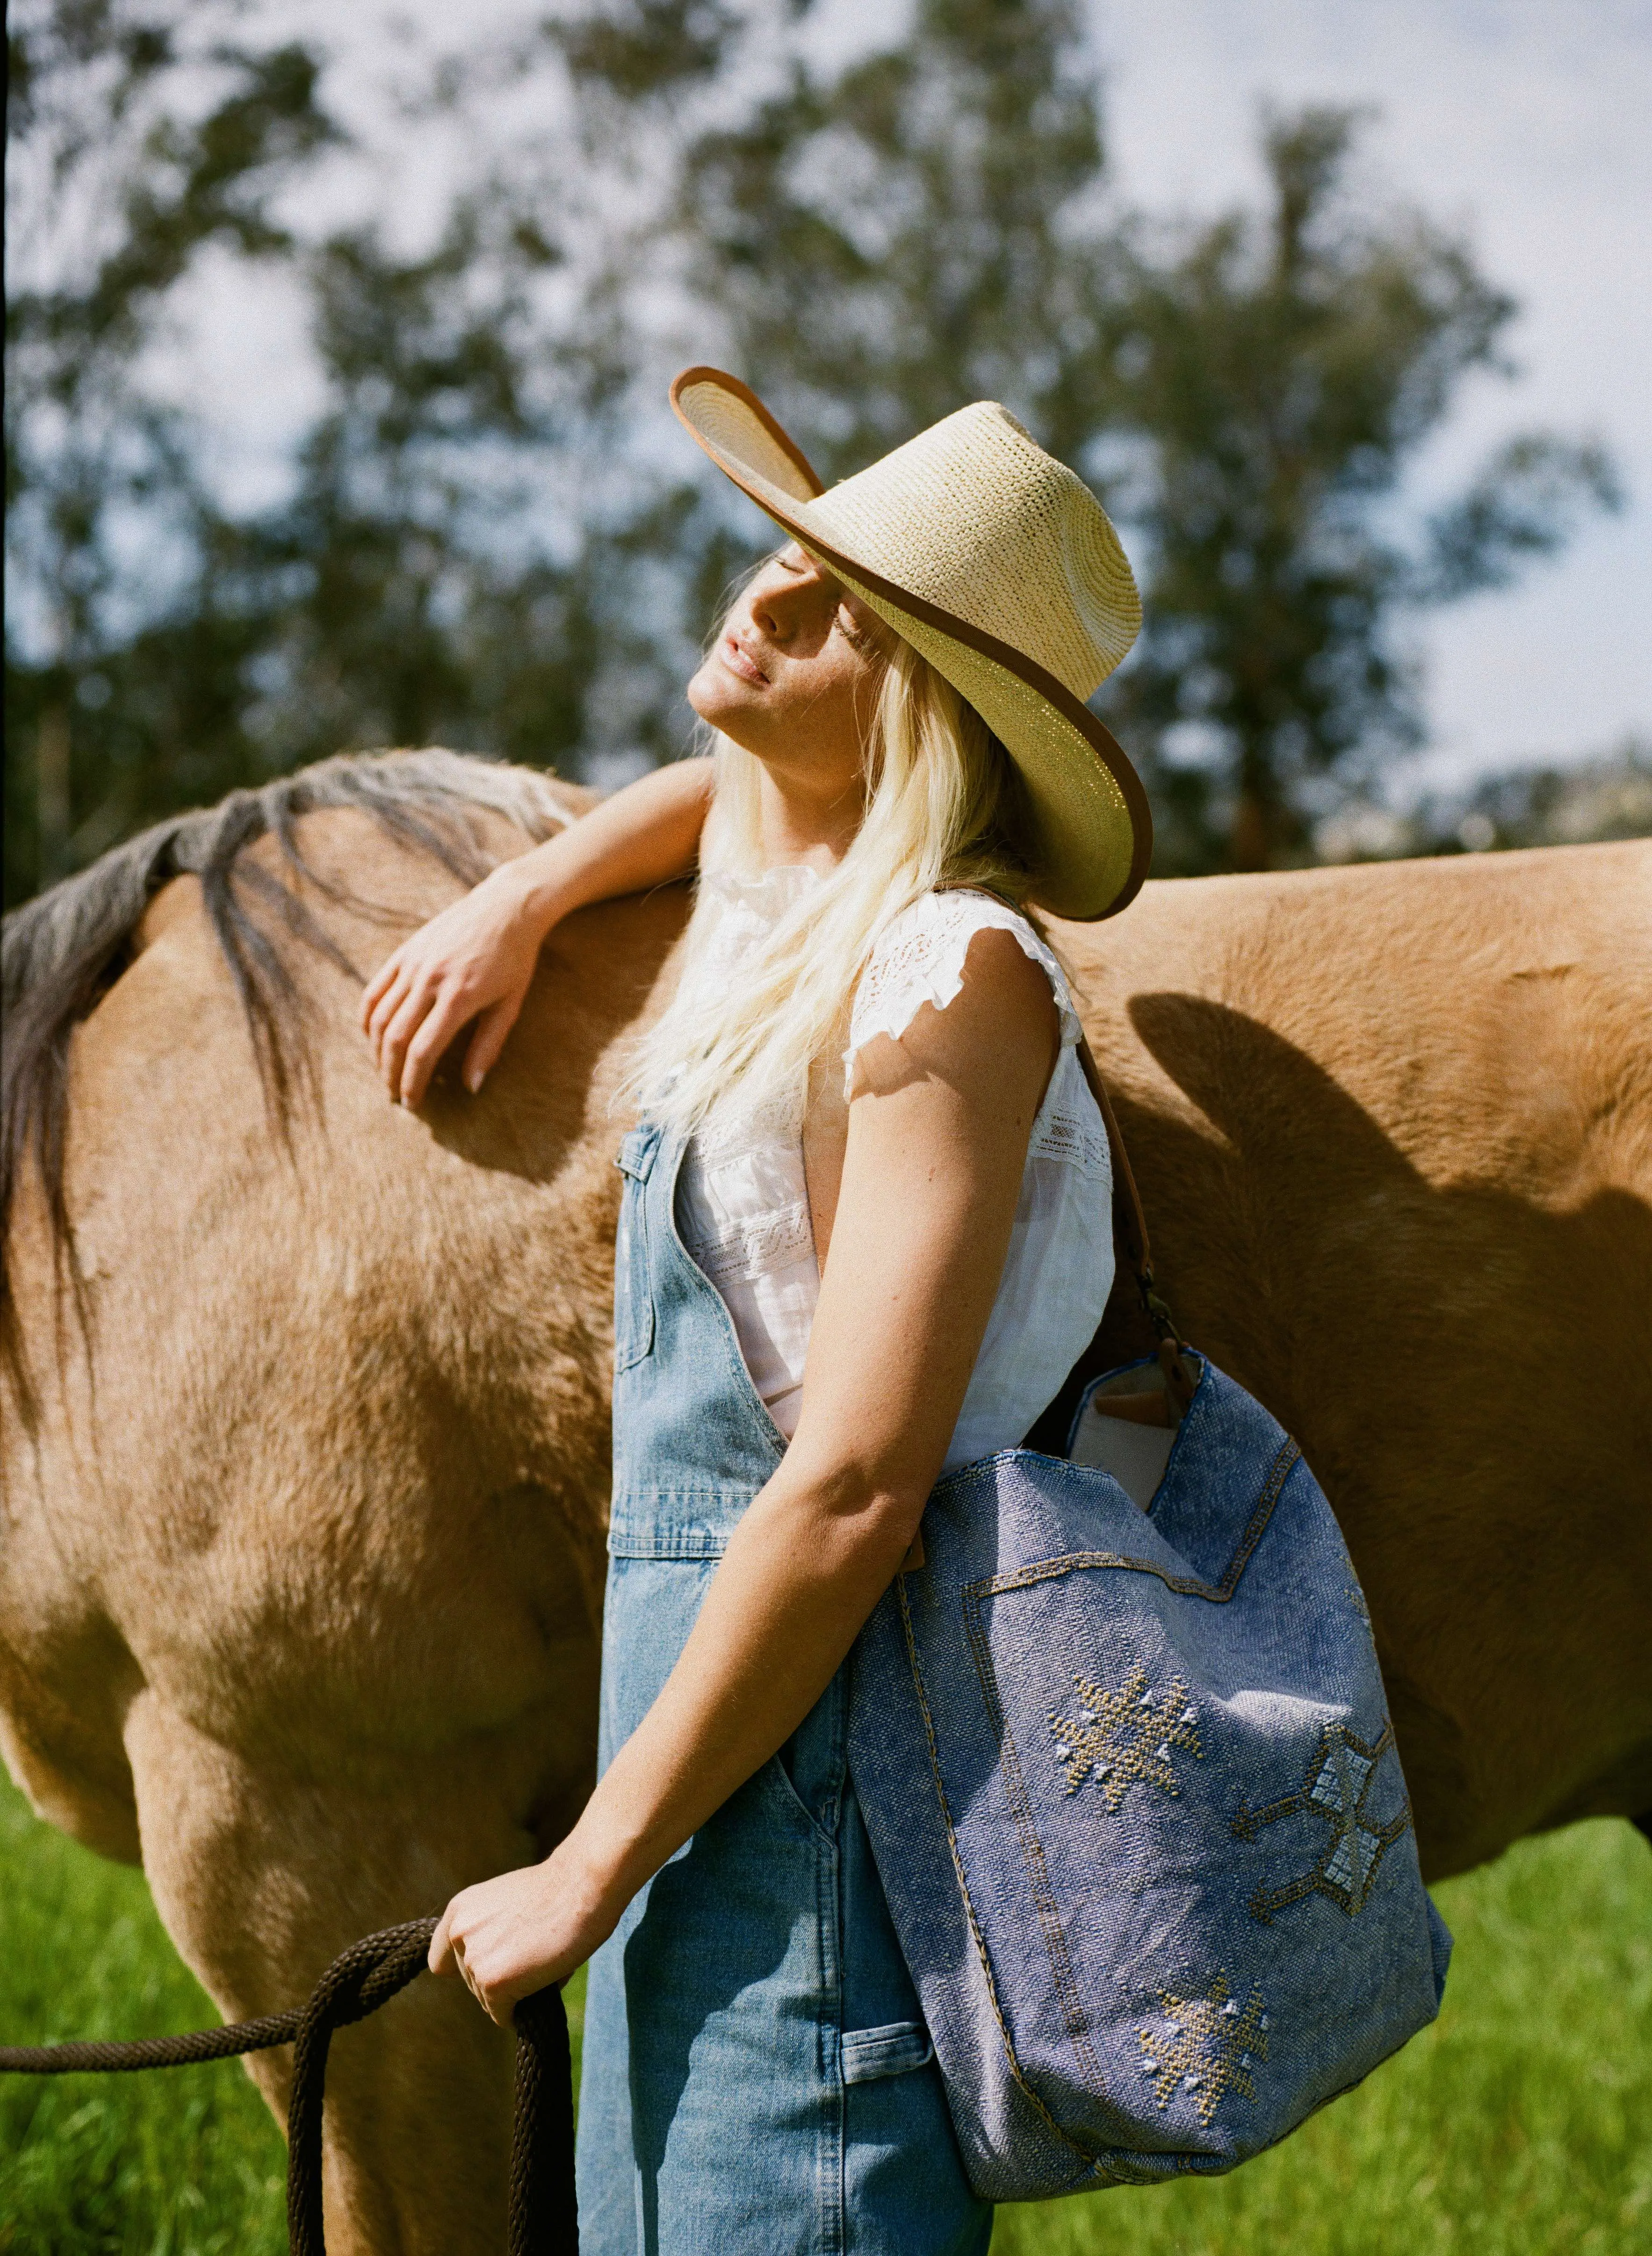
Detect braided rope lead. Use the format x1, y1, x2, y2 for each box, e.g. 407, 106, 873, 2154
285, 1919, 441, 2256
2, 1916, 578, 2256
510, 1986, 578, 2256
0, 2010, 301, 2075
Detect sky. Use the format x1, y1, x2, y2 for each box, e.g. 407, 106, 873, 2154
142, 1, 1652, 789
1085, 0, 1652, 787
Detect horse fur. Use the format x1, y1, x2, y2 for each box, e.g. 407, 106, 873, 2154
2, 750, 1648, 2253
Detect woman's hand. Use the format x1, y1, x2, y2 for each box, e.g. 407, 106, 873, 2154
361, 755, 715, 1107
429, 1827, 627, 2025
362, 863, 549, 1108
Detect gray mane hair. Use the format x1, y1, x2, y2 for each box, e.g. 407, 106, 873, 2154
1, 747, 573, 1328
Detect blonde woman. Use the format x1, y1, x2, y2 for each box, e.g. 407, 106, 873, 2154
363, 370, 1148, 2253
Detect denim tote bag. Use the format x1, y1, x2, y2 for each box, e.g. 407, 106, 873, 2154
847, 1042, 1450, 2201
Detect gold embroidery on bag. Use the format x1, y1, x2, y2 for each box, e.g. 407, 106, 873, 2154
1136, 1973, 1268, 2126
952, 1434, 1300, 2127
1048, 1665, 1201, 1808
1230, 1720, 1414, 1923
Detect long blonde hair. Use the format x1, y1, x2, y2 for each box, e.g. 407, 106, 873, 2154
632, 628, 1038, 1135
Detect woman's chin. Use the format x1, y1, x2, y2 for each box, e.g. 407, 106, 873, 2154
687, 665, 765, 743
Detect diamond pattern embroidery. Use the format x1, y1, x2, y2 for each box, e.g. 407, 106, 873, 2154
1136, 1973, 1269, 2126
1048, 1665, 1201, 1810
1230, 1721, 1414, 1923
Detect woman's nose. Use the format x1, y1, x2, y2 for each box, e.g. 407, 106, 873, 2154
750, 565, 826, 645
749, 581, 796, 643
749, 587, 785, 641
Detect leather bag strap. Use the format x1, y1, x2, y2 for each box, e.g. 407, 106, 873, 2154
1071, 1029, 1196, 1414
929, 882, 1194, 1410
1071, 1032, 1164, 1333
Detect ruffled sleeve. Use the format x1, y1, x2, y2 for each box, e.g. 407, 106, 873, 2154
844, 890, 1082, 1095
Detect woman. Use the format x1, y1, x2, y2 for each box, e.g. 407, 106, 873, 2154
363, 369, 1149, 2252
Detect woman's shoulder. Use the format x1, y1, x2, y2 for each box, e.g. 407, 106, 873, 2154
847, 887, 1081, 1071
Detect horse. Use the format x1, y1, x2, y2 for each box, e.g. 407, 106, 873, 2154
3, 749, 1648, 2254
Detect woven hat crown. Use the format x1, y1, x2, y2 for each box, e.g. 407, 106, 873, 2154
802, 403, 1140, 700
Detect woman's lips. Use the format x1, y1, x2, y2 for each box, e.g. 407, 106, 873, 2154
719, 633, 769, 687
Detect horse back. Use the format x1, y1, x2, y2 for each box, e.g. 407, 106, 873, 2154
1056, 840, 1652, 1875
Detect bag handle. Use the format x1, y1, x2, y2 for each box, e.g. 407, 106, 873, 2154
1070, 1030, 1197, 1417
931, 883, 1195, 1415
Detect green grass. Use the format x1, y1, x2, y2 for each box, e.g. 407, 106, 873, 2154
2, 1767, 1647, 2252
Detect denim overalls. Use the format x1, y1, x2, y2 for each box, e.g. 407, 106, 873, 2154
576, 1118, 993, 2256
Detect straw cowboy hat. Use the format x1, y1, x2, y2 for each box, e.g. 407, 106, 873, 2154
671, 367, 1150, 921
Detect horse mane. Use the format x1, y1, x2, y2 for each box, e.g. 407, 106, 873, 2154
0, 747, 573, 1340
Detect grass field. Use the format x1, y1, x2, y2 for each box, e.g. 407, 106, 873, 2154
2, 1769, 1647, 2253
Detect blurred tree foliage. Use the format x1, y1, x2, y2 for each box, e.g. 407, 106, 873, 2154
5, 0, 1621, 909
1095, 109, 1620, 870
678, 0, 1117, 469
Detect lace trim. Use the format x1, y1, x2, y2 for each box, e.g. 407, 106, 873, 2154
845, 891, 1083, 1095
682, 1197, 815, 1285
690, 1083, 805, 1166
1028, 1077, 1111, 1177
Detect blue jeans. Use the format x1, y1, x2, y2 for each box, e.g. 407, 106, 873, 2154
576, 1560, 992, 2255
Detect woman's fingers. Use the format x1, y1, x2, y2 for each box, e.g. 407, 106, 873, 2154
379, 983, 438, 1101
460, 994, 524, 1095
361, 871, 546, 1096
361, 949, 404, 1029
428, 1893, 528, 2026
373, 967, 531, 1106
428, 1903, 457, 1977
429, 1906, 502, 2021
399, 984, 477, 1108
374, 973, 509, 1106
366, 966, 416, 1064
424, 1850, 616, 2028
463, 1939, 556, 2026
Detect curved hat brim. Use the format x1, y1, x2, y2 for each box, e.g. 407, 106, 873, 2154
671, 366, 1151, 922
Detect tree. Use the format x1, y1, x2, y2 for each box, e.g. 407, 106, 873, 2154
678, 0, 1115, 474
1097, 109, 1620, 870
4, 0, 721, 907
6, 11, 1626, 910
6, 6, 340, 893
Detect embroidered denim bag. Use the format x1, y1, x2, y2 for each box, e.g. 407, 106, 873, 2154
847, 1042, 1451, 2200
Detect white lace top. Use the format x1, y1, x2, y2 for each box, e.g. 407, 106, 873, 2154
673, 874, 1114, 1470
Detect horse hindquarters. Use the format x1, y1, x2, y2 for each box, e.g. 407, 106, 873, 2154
123, 1690, 522, 2256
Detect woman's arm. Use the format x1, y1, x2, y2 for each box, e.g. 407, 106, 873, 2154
429, 928, 1059, 2018
363, 756, 714, 1106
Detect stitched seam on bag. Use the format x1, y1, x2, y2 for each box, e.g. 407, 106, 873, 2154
944, 1432, 1301, 2157
895, 1575, 1119, 2184
1230, 1719, 1415, 1923
967, 1437, 1301, 1615
962, 1599, 1112, 2104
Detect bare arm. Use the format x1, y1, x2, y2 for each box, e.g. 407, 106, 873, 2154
363, 756, 714, 1106
429, 929, 1059, 2018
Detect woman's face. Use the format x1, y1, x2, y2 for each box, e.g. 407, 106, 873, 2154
686, 543, 893, 795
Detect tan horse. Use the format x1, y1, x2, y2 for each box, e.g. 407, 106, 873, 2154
3, 751, 1648, 2254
